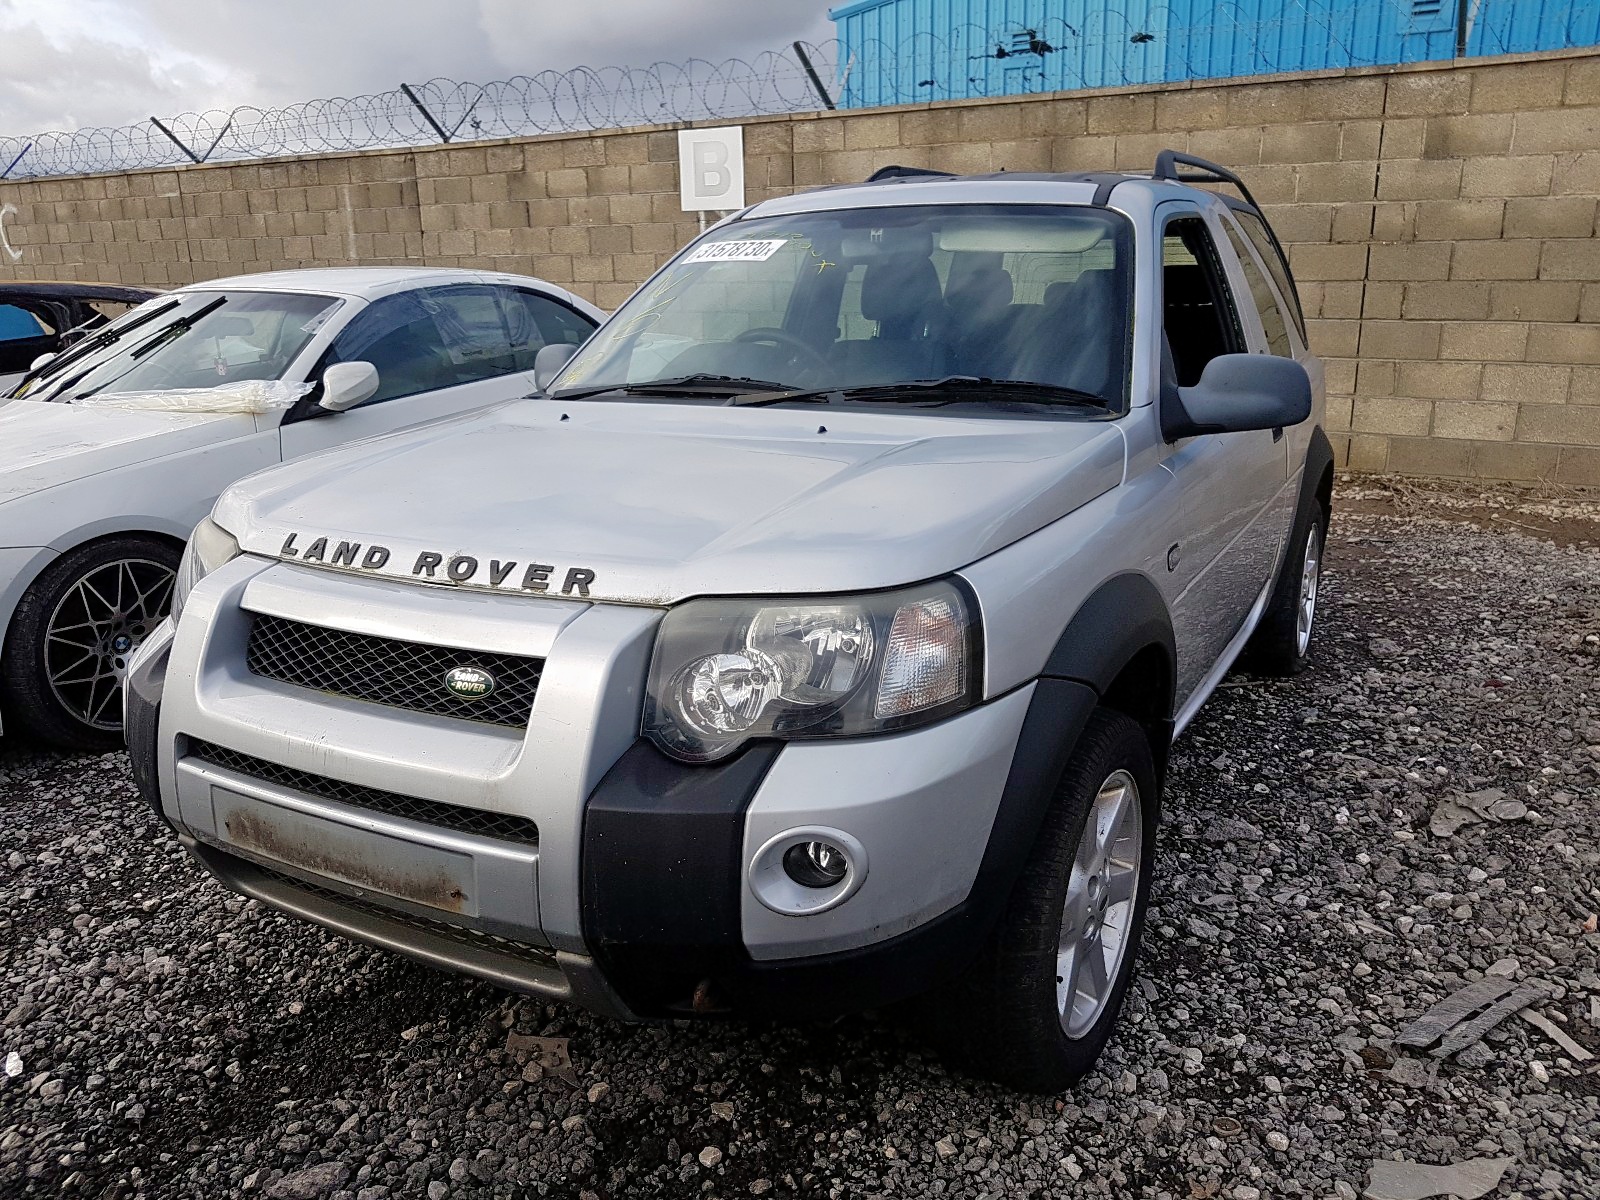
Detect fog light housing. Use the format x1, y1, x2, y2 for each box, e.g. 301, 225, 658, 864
749, 827, 868, 916
782, 840, 850, 889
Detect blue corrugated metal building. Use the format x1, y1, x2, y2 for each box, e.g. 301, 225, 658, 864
827, 0, 1600, 108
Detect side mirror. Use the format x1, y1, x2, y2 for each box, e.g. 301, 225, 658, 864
534, 343, 577, 392
29, 352, 56, 373
319, 361, 380, 412
1169, 354, 1311, 439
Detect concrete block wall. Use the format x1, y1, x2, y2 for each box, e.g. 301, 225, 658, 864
2, 48, 1598, 484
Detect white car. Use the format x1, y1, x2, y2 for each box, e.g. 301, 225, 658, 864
0, 267, 602, 749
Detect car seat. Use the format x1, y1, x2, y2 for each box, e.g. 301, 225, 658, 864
945, 265, 1016, 378
831, 256, 947, 385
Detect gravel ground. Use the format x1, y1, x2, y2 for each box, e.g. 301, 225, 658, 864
3, 479, 1598, 1200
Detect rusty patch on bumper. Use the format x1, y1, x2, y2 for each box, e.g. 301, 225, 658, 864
220, 804, 471, 914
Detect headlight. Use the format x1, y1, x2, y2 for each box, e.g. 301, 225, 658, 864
171, 517, 241, 621
643, 579, 981, 762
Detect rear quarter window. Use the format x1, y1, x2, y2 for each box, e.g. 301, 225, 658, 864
1223, 224, 1295, 358
1234, 210, 1306, 342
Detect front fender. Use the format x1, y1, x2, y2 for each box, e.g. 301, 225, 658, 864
1040, 571, 1176, 702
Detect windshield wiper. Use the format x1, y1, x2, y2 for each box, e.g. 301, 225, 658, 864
36, 296, 231, 403
552, 374, 794, 401
126, 295, 229, 362
729, 376, 1111, 409
23, 298, 181, 387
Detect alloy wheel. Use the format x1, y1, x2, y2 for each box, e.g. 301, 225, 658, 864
1296, 522, 1322, 658
1056, 768, 1143, 1038
44, 558, 175, 731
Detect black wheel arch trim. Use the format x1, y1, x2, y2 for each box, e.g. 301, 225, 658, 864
1303, 424, 1334, 515
1040, 571, 1177, 700
579, 679, 1106, 1019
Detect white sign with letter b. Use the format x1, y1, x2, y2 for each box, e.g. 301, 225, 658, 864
677, 126, 744, 212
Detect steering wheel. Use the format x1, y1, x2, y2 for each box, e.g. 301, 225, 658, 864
731, 326, 831, 375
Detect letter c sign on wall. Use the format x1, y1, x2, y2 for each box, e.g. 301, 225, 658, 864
0, 204, 21, 262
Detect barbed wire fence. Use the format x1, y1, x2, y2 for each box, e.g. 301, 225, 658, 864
2, 2, 1598, 182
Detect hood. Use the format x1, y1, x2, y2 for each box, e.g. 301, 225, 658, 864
0, 398, 251, 507
218, 399, 1126, 604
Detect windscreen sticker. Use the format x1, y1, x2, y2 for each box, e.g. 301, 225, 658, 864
682, 238, 787, 264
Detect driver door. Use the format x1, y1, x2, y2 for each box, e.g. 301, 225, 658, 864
278, 284, 548, 460
1156, 209, 1288, 704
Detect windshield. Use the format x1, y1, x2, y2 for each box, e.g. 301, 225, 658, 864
19, 290, 341, 402
552, 204, 1132, 407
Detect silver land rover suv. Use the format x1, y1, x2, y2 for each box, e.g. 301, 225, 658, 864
128, 152, 1332, 1091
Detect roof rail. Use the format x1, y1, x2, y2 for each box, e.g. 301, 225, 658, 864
1151, 149, 1265, 212
866, 164, 956, 182
1153, 149, 1302, 313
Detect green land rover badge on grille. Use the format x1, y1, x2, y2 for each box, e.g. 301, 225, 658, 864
443, 665, 495, 700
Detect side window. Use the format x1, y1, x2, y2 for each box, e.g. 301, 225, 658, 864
0, 303, 49, 343
1161, 216, 1244, 387
423, 285, 517, 385
500, 288, 596, 371
324, 292, 455, 404
1223, 223, 1295, 358
1235, 210, 1307, 341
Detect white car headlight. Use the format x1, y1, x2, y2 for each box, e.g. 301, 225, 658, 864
171, 517, 241, 621
643, 580, 982, 763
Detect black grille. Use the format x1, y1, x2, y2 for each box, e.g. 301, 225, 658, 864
246, 613, 543, 729
188, 740, 539, 846
248, 859, 557, 968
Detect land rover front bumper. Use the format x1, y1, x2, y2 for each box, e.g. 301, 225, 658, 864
132, 556, 1055, 1018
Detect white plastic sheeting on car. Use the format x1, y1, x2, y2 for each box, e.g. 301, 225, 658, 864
72, 380, 312, 414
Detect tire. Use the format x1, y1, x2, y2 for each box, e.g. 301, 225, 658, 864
1, 536, 180, 750
1244, 496, 1327, 677
931, 708, 1159, 1092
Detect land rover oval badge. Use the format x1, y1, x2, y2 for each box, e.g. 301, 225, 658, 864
444, 665, 495, 700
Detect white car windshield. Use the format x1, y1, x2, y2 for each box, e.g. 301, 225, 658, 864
20, 290, 341, 402
550, 203, 1133, 407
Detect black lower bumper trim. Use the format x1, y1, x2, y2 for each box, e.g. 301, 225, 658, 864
581, 679, 1099, 1020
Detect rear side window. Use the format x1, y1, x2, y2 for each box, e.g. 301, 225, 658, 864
1161, 216, 1244, 387
499, 288, 597, 370
1234, 210, 1306, 341
1223, 224, 1295, 358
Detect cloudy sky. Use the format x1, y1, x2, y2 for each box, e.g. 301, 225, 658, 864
0, 0, 835, 135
